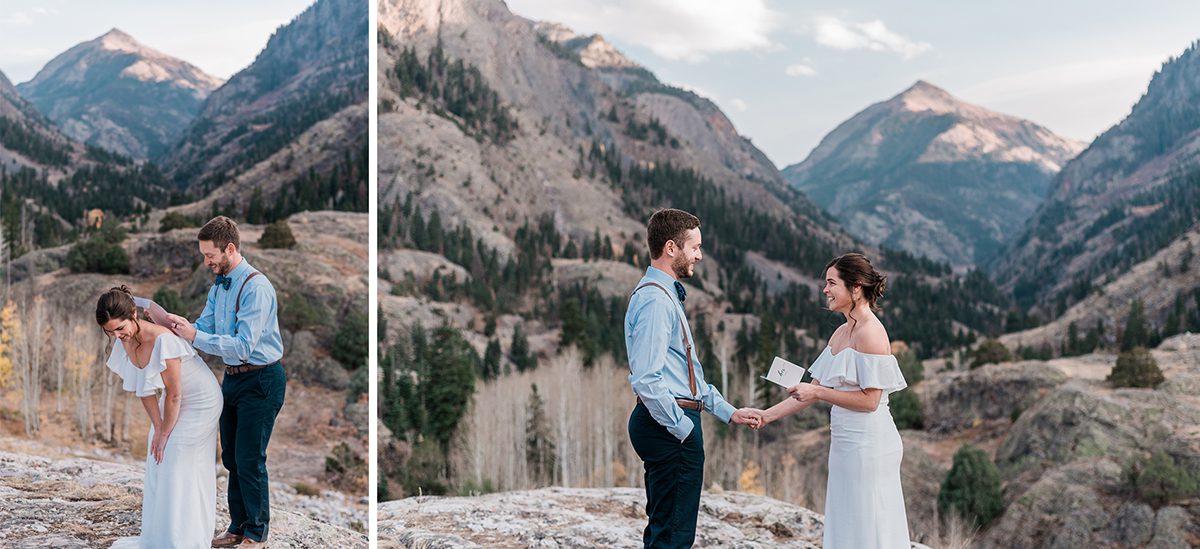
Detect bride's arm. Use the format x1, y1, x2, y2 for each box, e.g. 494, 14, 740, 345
790, 382, 882, 412
760, 379, 821, 426
139, 395, 163, 432
158, 358, 183, 439
148, 357, 183, 463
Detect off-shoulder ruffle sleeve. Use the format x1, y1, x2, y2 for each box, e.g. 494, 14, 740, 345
810, 348, 908, 394
105, 337, 167, 397
156, 333, 196, 362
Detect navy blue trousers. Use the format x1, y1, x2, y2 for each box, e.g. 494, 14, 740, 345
220, 362, 286, 542
628, 403, 704, 549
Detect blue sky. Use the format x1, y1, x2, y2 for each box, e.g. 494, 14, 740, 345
506, 0, 1200, 168
0, 0, 314, 83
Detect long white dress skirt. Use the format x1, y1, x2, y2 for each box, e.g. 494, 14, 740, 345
825, 397, 910, 548
107, 334, 223, 549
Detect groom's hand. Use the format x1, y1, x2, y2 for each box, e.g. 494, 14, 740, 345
731, 408, 763, 429
165, 313, 196, 342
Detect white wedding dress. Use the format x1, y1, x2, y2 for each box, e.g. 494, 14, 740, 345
106, 333, 223, 549
808, 346, 910, 548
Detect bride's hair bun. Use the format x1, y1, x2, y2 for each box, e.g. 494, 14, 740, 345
824, 253, 887, 311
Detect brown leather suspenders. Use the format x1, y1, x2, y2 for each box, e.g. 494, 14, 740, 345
633, 282, 698, 399
233, 271, 261, 334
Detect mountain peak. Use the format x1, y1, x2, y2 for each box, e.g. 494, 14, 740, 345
95, 28, 143, 53
533, 21, 638, 69
576, 34, 638, 69
17, 27, 224, 160
894, 79, 965, 114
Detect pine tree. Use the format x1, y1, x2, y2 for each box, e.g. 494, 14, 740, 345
1108, 347, 1165, 389
938, 443, 1003, 528
510, 324, 535, 372
1122, 299, 1151, 351
259, 220, 297, 249
246, 187, 265, 224
525, 383, 556, 486
483, 338, 502, 379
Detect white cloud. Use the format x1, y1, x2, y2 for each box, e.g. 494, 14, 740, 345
808, 16, 931, 59
730, 98, 748, 112
507, 0, 778, 62
0, 12, 34, 25
785, 61, 817, 77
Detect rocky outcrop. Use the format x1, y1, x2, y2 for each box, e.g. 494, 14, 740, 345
378, 487, 931, 548
0, 446, 366, 548
966, 334, 1200, 547
920, 360, 1067, 433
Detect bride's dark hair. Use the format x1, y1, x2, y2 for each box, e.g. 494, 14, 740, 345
825, 253, 888, 335
96, 285, 143, 349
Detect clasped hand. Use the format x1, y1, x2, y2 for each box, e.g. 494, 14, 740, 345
731, 407, 765, 429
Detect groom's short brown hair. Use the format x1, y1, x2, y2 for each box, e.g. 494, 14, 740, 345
198, 216, 240, 252
647, 208, 700, 260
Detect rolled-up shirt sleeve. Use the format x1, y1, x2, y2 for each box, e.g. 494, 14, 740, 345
628, 295, 693, 442
193, 281, 274, 364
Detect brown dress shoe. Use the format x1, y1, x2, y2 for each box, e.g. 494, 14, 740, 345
211, 531, 244, 547
240, 538, 268, 548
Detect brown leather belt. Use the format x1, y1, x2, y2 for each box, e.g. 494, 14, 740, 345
637, 396, 703, 411
225, 361, 276, 376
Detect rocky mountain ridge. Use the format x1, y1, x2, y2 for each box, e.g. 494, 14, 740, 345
16, 29, 222, 160
783, 80, 1082, 268
989, 40, 1200, 315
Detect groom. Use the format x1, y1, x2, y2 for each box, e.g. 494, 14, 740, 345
166, 216, 286, 549
626, 208, 762, 548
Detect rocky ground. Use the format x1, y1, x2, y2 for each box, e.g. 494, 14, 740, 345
379, 486, 932, 548
0, 438, 367, 548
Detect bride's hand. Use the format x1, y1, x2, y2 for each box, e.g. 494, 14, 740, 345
788, 383, 823, 404
151, 431, 170, 464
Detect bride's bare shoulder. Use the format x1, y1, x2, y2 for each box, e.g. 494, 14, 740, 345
851, 318, 891, 355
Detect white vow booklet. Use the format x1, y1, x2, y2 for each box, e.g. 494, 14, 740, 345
761, 356, 807, 388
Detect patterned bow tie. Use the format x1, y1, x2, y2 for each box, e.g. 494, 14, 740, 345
214, 274, 232, 291
674, 281, 687, 303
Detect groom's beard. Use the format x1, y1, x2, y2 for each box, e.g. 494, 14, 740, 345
672, 254, 694, 279
215, 256, 233, 275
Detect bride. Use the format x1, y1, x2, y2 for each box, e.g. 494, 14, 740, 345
97, 286, 223, 549
755, 253, 910, 548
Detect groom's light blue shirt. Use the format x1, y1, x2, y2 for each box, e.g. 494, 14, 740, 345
626, 266, 736, 442
192, 258, 284, 366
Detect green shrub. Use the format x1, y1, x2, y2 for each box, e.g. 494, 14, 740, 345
400, 441, 448, 496
333, 309, 368, 369
152, 286, 185, 316
889, 388, 924, 430
970, 339, 1012, 369
896, 348, 924, 384
347, 367, 367, 404
938, 443, 1004, 528
1125, 451, 1198, 507
1108, 347, 1165, 388
66, 229, 129, 274
280, 292, 327, 332
159, 211, 195, 232
259, 220, 297, 249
